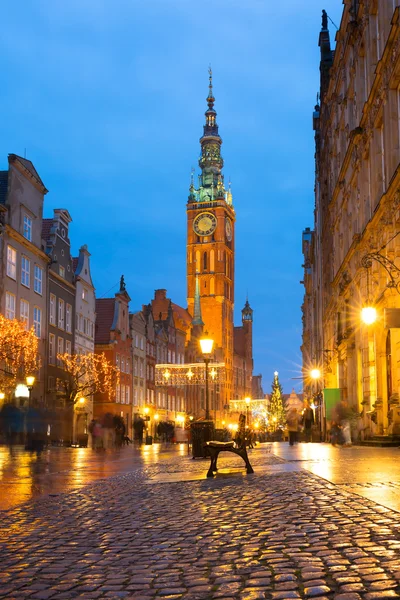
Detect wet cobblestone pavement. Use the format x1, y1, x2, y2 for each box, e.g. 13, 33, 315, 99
2, 445, 400, 599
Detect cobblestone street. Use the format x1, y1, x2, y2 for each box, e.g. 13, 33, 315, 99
1, 443, 400, 599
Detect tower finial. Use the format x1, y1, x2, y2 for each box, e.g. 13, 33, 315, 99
192, 274, 204, 326
322, 9, 328, 30
207, 65, 214, 109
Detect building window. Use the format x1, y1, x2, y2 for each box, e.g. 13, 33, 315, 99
83, 318, 87, 335
82, 288, 88, 301
57, 337, 64, 365
140, 337, 144, 350
126, 358, 130, 375
139, 358, 144, 377
49, 333, 56, 365
49, 294, 56, 325
65, 340, 72, 355
23, 215, 32, 241
58, 299, 65, 329
21, 256, 30, 288
135, 334, 139, 347
121, 356, 125, 373
121, 384, 125, 404
116, 354, 120, 369
48, 376, 55, 392
6, 246, 17, 280
5, 292, 16, 319
125, 386, 130, 404
116, 383, 121, 403
134, 357, 138, 376
59, 265, 65, 278
75, 313, 80, 331
34, 266, 43, 295
20, 299, 29, 329
66, 304, 72, 333
33, 307, 42, 338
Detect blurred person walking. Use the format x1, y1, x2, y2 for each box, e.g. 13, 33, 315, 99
302, 401, 315, 443
286, 406, 300, 446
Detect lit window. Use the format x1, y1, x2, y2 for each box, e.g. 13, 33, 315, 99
33, 307, 42, 338
34, 266, 43, 295
57, 337, 64, 365
65, 340, 72, 355
116, 354, 120, 369
21, 256, 30, 288
58, 299, 65, 329
49, 294, 56, 325
82, 288, 88, 301
6, 246, 17, 280
126, 358, 130, 375
6, 292, 16, 319
116, 383, 121, 402
49, 333, 56, 365
20, 299, 29, 329
121, 384, 125, 404
125, 386, 130, 404
59, 265, 65, 278
66, 304, 72, 333
121, 356, 125, 373
23, 215, 32, 241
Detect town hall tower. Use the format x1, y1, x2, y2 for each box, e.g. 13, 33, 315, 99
186, 70, 235, 409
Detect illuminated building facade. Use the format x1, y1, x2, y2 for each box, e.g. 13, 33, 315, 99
302, 5, 400, 438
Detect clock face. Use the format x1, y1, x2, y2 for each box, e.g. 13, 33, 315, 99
193, 212, 217, 236
225, 217, 232, 242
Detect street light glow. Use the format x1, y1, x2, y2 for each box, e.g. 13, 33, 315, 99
310, 368, 321, 380
199, 335, 214, 355
26, 375, 35, 388
245, 397, 251, 405
361, 306, 377, 325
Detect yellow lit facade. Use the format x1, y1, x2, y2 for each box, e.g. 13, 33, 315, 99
302, 4, 400, 438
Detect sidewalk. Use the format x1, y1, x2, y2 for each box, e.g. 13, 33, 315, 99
1, 443, 400, 598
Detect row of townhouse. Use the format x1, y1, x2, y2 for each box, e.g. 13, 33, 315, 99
0, 155, 195, 442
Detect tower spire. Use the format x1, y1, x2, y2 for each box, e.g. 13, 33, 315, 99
192, 274, 204, 326
207, 65, 215, 109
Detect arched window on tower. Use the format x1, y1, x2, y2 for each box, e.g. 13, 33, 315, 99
203, 252, 208, 271
196, 251, 200, 273
210, 250, 215, 272
210, 277, 215, 295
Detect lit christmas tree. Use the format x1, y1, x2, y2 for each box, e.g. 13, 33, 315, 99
268, 371, 286, 428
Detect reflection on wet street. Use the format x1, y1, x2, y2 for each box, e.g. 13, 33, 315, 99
3, 442, 400, 513
273, 442, 400, 512
0, 443, 190, 511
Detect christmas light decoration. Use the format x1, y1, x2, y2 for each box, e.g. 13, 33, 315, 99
0, 315, 39, 392
56, 351, 120, 405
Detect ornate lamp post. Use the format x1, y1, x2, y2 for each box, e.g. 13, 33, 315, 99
199, 334, 214, 421
245, 397, 251, 428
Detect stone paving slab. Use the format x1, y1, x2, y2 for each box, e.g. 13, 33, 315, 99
2, 452, 400, 599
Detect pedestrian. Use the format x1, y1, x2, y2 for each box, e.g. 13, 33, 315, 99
286, 407, 300, 446
88, 419, 97, 449
102, 412, 115, 449
334, 398, 352, 446
134, 417, 145, 445
302, 400, 315, 443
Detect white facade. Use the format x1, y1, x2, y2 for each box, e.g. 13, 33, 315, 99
73, 244, 96, 440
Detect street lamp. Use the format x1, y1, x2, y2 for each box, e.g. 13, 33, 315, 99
26, 375, 35, 406
0, 392, 4, 403
361, 306, 377, 325
199, 333, 214, 421
245, 397, 251, 427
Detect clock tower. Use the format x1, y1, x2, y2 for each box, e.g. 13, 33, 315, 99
187, 69, 235, 414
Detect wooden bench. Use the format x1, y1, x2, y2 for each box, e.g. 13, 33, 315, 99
203, 414, 254, 478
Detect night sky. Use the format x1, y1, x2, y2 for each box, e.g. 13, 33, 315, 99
1, 1, 343, 393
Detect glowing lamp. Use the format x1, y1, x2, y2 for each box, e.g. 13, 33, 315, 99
144, 407, 150, 415
154, 414, 160, 421
0, 392, 5, 401
245, 397, 251, 405
79, 397, 85, 404
199, 336, 214, 355
26, 376, 35, 388
361, 306, 377, 325
310, 368, 321, 380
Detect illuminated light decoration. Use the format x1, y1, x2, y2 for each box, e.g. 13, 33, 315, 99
361, 306, 377, 325
154, 414, 160, 420
144, 407, 150, 415
210, 368, 217, 380
56, 352, 120, 406
79, 397, 85, 404
15, 384, 30, 398
0, 315, 39, 392
155, 363, 225, 386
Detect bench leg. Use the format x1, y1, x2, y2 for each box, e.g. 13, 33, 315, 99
207, 450, 218, 477
238, 450, 254, 474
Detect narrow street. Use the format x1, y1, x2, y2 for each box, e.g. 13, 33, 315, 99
2, 442, 400, 598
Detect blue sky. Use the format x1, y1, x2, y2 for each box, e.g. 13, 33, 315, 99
1, 0, 343, 393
